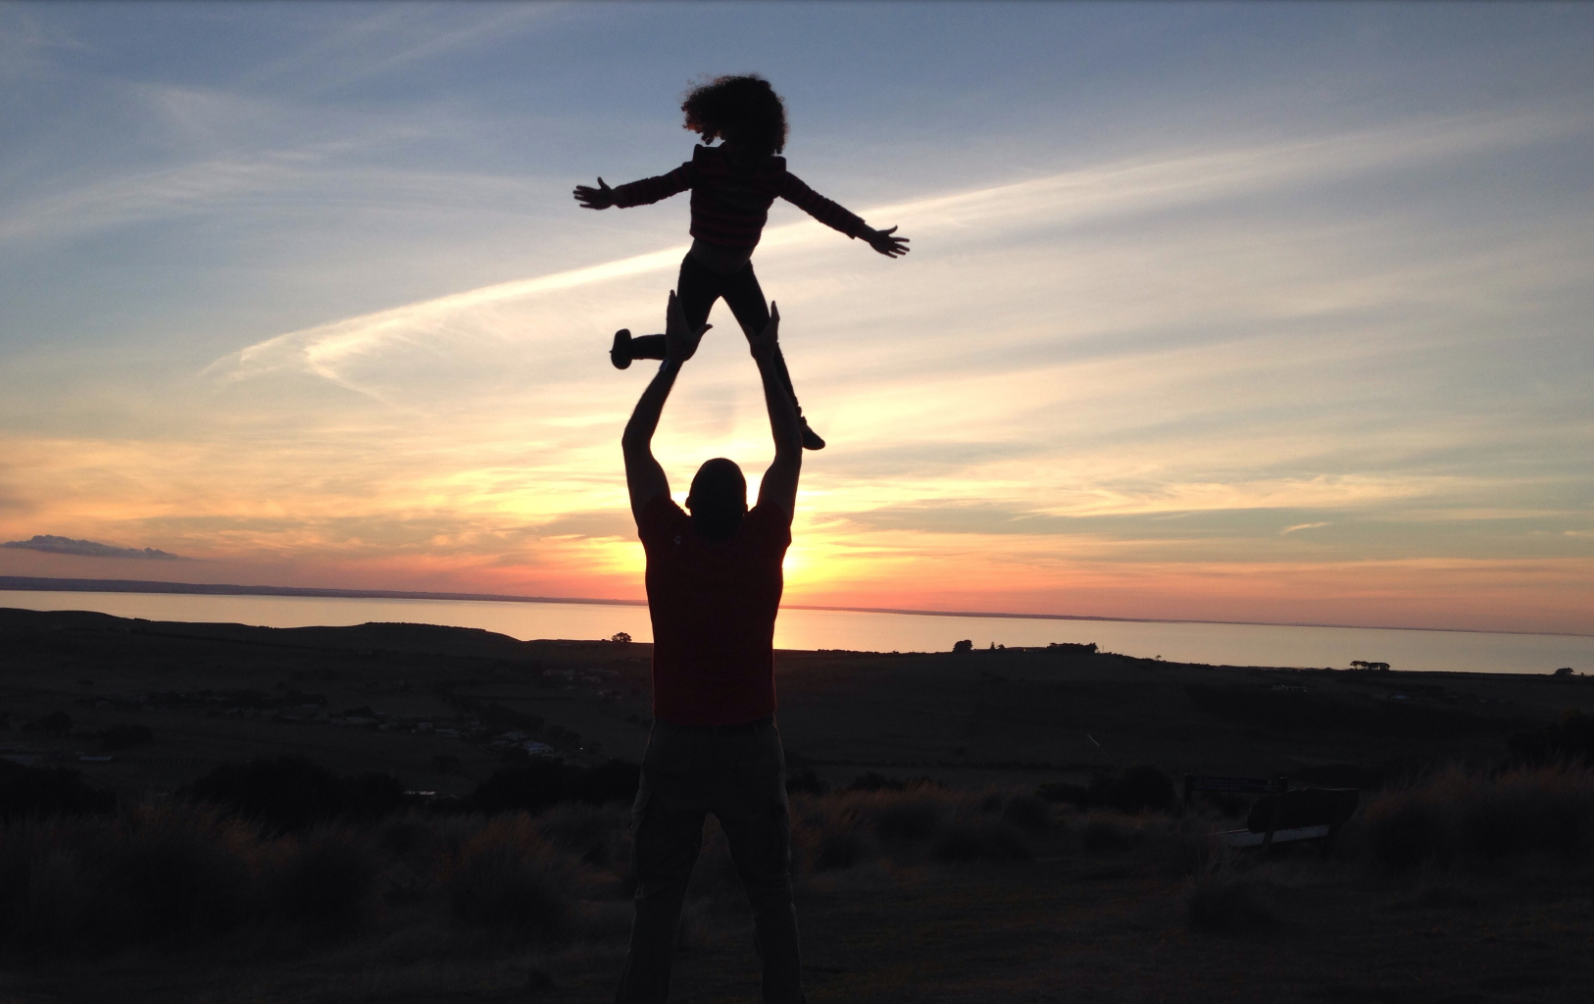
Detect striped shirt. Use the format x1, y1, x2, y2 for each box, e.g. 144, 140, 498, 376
610, 145, 869, 250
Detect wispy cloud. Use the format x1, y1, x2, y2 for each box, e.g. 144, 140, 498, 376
1281, 522, 1331, 535
208, 113, 1571, 395
3, 535, 184, 561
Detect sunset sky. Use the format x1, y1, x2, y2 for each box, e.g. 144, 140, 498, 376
2, 2, 1591, 635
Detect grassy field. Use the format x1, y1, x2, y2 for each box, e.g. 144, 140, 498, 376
3, 605, 1594, 1002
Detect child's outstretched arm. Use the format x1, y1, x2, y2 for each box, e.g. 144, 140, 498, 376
573, 162, 694, 211
777, 172, 910, 258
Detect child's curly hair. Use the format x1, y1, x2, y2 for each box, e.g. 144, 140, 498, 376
681, 74, 788, 156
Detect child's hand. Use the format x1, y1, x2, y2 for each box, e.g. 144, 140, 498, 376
866, 225, 910, 258
747, 302, 780, 364
573, 178, 615, 210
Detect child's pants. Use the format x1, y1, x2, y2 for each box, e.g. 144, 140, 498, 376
628, 255, 806, 416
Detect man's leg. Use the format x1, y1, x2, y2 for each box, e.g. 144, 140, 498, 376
616, 728, 707, 1004
713, 727, 806, 1004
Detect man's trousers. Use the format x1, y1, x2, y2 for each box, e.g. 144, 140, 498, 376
614, 718, 805, 1004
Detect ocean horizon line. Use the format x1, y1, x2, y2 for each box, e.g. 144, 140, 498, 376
2, 575, 1587, 641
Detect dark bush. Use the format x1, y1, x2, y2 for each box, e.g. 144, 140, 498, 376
94, 807, 255, 944
1292, 763, 1384, 790
786, 769, 829, 796
1036, 767, 1175, 814
874, 799, 942, 845
1081, 817, 1137, 852
448, 818, 570, 936
275, 829, 377, 930
1186, 868, 1278, 934
929, 821, 1032, 863
469, 761, 571, 816
99, 725, 153, 752
1001, 794, 1053, 833
0, 763, 115, 821
183, 755, 405, 831
23, 711, 72, 737
568, 759, 640, 806
1099, 765, 1176, 813
848, 772, 906, 793
1362, 795, 1446, 870
467, 759, 640, 816
1508, 709, 1594, 766
812, 831, 866, 871
1035, 780, 1092, 808
952, 639, 973, 654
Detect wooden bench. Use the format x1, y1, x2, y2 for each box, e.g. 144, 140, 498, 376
1184, 774, 1358, 851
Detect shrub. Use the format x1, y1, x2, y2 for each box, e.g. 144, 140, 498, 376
99, 724, 154, 752
184, 755, 405, 831
1035, 766, 1175, 814
848, 772, 906, 793
567, 759, 641, 806
1350, 764, 1594, 870
0, 763, 115, 821
468, 759, 640, 817
1035, 780, 1092, 809
1081, 815, 1137, 852
445, 816, 571, 937
785, 768, 829, 796
1508, 709, 1594, 766
23, 711, 72, 737
874, 798, 943, 845
274, 827, 378, 930
811, 831, 867, 871
929, 821, 1033, 863
96, 804, 256, 943
0, 805, 260, 958
536, 801, 630, 867
1099, 765, 1176, 814
1185, 866, 1278, 934
1001, 794, 1053, 833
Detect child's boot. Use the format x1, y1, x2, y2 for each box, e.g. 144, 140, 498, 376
799, 417, 826, 451
612, 331, 667, 369
609, 329, 633, 369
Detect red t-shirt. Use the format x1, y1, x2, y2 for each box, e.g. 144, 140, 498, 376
637, 493, 791, 726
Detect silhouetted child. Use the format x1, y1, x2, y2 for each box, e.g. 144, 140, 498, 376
574, 74, 909, 450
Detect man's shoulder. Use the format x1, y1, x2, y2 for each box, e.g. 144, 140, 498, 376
637, 493, 689, 542
745, 502, 793, 548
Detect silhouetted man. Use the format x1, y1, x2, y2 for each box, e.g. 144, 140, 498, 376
615, 292, 805, 1004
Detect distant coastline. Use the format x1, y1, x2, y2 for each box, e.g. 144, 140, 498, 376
2, 574, 1588, 639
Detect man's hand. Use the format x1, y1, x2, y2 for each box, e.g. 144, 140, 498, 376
865, 225, 910, 258
573, 178, 614, 210
664, 290, 709, 364
747, 301, 780, 364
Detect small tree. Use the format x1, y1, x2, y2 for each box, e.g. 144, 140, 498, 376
610, 631, 632, 644
952, 639, 973, 654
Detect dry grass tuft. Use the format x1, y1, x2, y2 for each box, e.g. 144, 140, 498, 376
1184, 863, 1280, 935
1351, 763, 1594, 871
443, 815, 574, 938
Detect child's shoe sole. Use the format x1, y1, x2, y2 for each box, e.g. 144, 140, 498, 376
610, 329, 633, 370
800, 422, 826, 451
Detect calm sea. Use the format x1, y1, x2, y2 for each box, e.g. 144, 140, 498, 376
3, 589, 1589, 676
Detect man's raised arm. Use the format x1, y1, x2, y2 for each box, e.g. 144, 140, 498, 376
622, 292, 707, 519
749, 303, 802, 523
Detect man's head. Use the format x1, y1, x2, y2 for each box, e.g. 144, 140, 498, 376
686, 457, 747, 541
